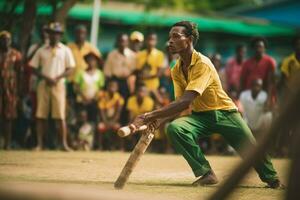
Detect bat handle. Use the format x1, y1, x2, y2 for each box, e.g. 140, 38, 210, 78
117, 124, 147, 137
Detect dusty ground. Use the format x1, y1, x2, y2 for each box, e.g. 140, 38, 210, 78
0, 151, 289, 200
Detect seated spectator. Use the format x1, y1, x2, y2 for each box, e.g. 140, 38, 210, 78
74, 52, 105, 123
127, 84, 154, 121
126, 84, 154, 149
97, 80, 124, 150
76, 110, 95, 151
239, 79, 272, 139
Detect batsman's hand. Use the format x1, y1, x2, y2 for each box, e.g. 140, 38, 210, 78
130, 114, 146, 133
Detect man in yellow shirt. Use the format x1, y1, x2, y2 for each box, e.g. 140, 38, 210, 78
281, 35, 300, 93
68, 25, 101, 81
136, 33, 164, 91
131, 21, 283, 188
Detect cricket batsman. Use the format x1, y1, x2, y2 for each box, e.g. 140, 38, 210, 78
130, 21, 284, 188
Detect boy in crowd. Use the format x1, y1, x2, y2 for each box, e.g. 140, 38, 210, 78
98, 80, 124, 150
74, 51, 105, 123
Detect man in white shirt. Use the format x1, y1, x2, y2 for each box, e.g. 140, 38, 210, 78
30, 22, 75, 151
239, 78, 272, 138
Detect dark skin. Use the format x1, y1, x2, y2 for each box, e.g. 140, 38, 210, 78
236, 46, 246, 64
117, 34, 129, 55
32, 31, 73, 87
131, 26, 198, 132
75, 27, 87, 48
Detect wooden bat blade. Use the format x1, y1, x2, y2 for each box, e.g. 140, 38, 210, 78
114, 130, 154, 189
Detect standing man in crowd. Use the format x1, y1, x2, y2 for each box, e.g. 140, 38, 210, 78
0, 31, 23, 149
130, 21, 283, 188
104, 33, 137, 99
129, 31, 144, 53
225, 44, 246, 91
280, 35, 300, 97
136, 32, 165, 93
30, 22, 75, 151
240, 37, 276, 108
68, 25, 101, 82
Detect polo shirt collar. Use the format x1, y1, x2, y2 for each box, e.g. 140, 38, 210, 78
179, 49, 198, 68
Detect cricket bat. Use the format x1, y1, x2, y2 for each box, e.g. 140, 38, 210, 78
114, 125, 155, 189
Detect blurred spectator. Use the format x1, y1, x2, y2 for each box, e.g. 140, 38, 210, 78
76, 110, 94, 151
74, 52, 105, 122
104, 33, 136, 98
127, 84, 154, 121
211, 53, 227, 91
0, 31, 23, 149
68, 25, 101, 81
225, 44, 246, 91
97, 80, 124, 150
239, 79, 272, 139
129, 31, 144, 53
240, 37, 276, 108
29, 22, 75, 151
160, 42, 179, 101
280, 35, 300, 95
136, 32, 164, 92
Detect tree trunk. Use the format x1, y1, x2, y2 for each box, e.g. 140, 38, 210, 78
53, 0, 78, 28
19, 0, 37, 55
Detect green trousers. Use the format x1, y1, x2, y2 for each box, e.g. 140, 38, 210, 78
166, 110, 278, 183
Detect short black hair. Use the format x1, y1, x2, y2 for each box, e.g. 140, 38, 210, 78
172, 21, 199, 45
250, 36, 267, 48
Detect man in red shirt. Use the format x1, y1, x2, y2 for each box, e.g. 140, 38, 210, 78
240, 37, 276, 107
225, 44, 246, 91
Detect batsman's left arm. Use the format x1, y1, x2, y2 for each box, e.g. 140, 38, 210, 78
131, 90, 198, 130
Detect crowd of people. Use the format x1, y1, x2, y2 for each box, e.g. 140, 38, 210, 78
0, 21, 299, 154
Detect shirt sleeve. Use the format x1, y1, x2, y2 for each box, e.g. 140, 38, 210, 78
185, 62, 213, 95
269, 57, 276, 72
65, 47, 75, 68
126, 97, 134, 111
280, 57, 290, 77
29, 48, 41, 69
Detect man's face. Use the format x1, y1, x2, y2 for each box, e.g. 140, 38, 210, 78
237, 46, 246, 58
117, 35, 129, 50
168, 26, 190, 54
0, 35, 11, 50
48, 31, 61, 45
75, 28, 87, 42
251, 79, 263, 94
254, 41, 265, 55
146, 34, 157, 49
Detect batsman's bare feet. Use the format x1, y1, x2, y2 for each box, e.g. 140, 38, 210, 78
266, 179, 286, 189
192, 170, 218, 186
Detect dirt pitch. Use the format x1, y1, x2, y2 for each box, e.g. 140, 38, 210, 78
0, 151, 289, 200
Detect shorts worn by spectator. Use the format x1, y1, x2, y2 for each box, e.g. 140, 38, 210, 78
29, 22, 75, 151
